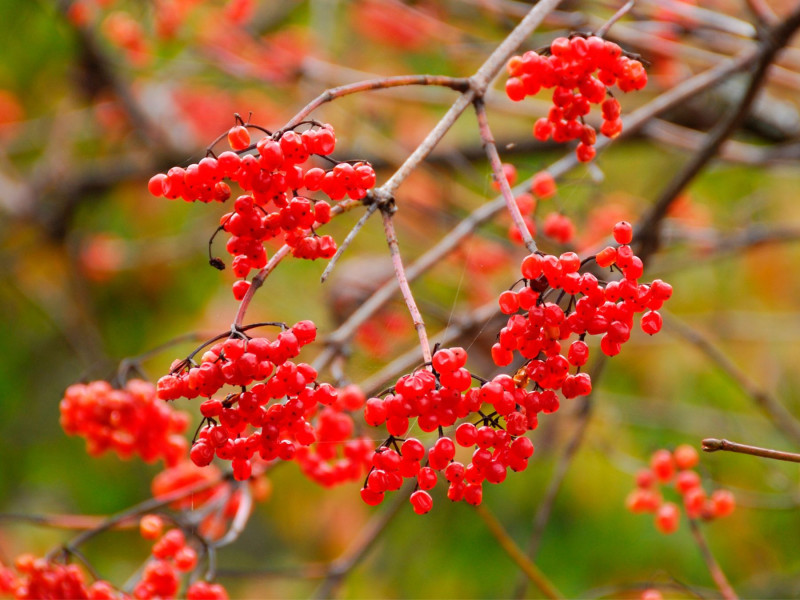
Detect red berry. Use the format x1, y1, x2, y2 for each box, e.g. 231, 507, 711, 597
227, 125, 251, 151
612, 221, 633, 244
673, 444, 699, 470
410, 490, 433, 514
655, 502, 680, 534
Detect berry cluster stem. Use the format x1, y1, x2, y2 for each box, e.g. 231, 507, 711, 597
473, 98, 537, 254
381, 210, 432, 365
474, 504, 563, 600
688, 518, 738, 600
702, 438, 800, 463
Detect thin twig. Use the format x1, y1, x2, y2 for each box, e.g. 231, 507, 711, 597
744, 0, 779, 27
473, 98, 537, 254
688, 518, 738, 600
381, 210, 433, 365
320, 203, 379, 283
233, 245, 292, 329
282, 75, 470, 130
633, 6, 800, 261
474, 504, 563, 600
663, 313, 800, 446
312, 482, 411, 598
702, 438, 800, 463
594, 0, 636, 38
47, 474, 231, 561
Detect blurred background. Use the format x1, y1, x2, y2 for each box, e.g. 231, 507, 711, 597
2, 0, 800, 597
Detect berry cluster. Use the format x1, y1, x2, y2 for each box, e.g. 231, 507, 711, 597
60, 379, 189, 466
134, 518, 229, 600
0, 556, 108, 600
626, 445, 735, 534
505, 35, 647, 162
148, 122, 376, 297
360, 347, 536, 513
158, 321, 373, 487
491, 221, 671, 394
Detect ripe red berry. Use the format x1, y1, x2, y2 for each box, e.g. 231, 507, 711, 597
612, 221, 633, 244
650, 449, 675, 482
531, 171, 556, 199
227, 125, 251, 151
655, 502, 680, 534
673, 444, 699, 470
140, 515, 164, 540
710, 489, 735, 518
410, 490, 433, 514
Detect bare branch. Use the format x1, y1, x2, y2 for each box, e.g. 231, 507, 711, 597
663, 312, 800, 446
474, 504, 564, 600
702, 438, 800, 463
688, 518, 738, 600
381, 210, 433, 365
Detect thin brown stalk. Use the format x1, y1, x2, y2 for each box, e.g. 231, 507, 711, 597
474, 504, 563, 600
688, 518, 738, 600
474, 98, 537, 254
663, 313, 800, 446
702, 438, 800, 463
381, 210, 432, 365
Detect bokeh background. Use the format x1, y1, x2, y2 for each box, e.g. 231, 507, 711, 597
2, 0, 800, 597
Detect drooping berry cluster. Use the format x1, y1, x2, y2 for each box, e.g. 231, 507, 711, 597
0, 556, 105, 600
360, 347, 536, 513
157, 321, 373, 486
626, 445, 735, 534
134, 518, 230, 600
491, 222, 672, 397
147, 122, 376, 297
60, 379, 190, 466
505, 35, 647, 162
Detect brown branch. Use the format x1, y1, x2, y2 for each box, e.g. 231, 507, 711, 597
633, 6, 800, 261
594, 0, 636, 38
381, 210, 433, 365
282, 75, 470, 130
320, 203, 379, 283
702, 438, 800, 463
47, 473, 231, 561
311, 482, 411, 598
474, 504, 563, 600
663, 313, 800, 446
688, 518, 738, 600
474, 98, 537, 254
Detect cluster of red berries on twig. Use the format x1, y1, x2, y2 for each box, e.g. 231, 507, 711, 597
60, 379, 190, 466
147, 121, 376, 298
506, 35, 647, 162
135, 516, 229, 600
157, 321, 374, 486
360, 347, 537, 513
0, 556, 108, 600
626, 445, 736, 534
492, 221, 671, 385
0, 520, 229, 600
